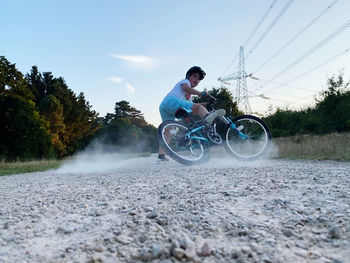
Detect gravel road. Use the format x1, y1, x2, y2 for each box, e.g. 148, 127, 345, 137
0, 156, 349, 263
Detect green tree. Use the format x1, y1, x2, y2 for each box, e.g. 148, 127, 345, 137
39, 95, 66, 156
0, 94, 53, 161
315, 73, 350, 133
263, 72, 350, 137
114, 100, 147, 125
26, 66, 46, 105
193, 86, 241, 117
0, 57, 53, 160
0, 56, 34, 101
95, 101, 157, 153
26, 68, 100, 156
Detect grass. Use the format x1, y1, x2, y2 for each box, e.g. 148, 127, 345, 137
273, 132, 350, 160
0, 152, 152, 176
206, 132, 350, 161
1, 133, 348, 176
0, 159, 63, 176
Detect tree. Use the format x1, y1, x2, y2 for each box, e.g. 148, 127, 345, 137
26, 68, 101, 156
315, 73, 350, 133
0, 56, 34, 101
95, 101, 158, 153
26, 66, 46, 105
0, 57, 53, 160
39, 95, 66, 156
263, 72, 350, 137
193, 86, 241, 118
114, 100, 146, 125
0, 94, 53, 161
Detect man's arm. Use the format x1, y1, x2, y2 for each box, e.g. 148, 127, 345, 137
181, 84, 206, 97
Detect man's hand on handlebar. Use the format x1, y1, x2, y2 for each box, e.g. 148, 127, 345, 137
201, 90, 215, 100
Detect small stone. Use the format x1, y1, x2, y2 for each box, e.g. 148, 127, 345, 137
146, 208, 158, 219
201, 243, 211, 256
282, 228, 294, 238
329, 225, 341, 239
180, 236, 196, 260
156, 215, 168, 225
172, 248, 185, 260
79, 203, 88, 208
139, 235, 148, 243
88, 209, 103, 217
115, 236, 130, 245
56, 226, 73, 234
231, 249, 242, 259
151, 243, 163, 258
261, 254, 273, 263
95, 247, 104, 253
128, 211, 137, 216
138, 248, 152, 262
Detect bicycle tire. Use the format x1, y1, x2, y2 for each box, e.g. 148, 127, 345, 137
157, 120, 209, 165
224, 115, 271, 161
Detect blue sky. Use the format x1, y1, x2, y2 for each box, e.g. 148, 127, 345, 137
2, 0, 350, 126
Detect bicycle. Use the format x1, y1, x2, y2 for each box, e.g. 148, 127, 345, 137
157, 98, 272, 165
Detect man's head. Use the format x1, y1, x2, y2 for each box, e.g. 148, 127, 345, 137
186, 66, 206, 87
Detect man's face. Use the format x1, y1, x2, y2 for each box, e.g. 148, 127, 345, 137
189, 73, 201, 87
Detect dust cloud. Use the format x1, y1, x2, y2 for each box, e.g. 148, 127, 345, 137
55, 140, 155, 174
55, 138, 279, 173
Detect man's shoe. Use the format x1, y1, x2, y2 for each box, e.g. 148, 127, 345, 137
157, 154, 170, 163
203, 109, 226, 124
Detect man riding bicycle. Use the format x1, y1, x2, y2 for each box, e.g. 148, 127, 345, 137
157, 66, 225, 163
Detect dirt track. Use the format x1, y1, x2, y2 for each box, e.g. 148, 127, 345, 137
0, 157, 349, 262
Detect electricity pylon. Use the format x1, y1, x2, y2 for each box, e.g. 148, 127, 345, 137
218, 46, 251, 114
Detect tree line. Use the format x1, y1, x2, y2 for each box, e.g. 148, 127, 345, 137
263, 73, 350, 137
0, 56, 157, 161
1, 55, 348, 161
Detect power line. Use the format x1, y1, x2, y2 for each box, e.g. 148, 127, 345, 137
262, 18, 350, 88
252, 0, 339, 74
251, 78, 319, 92
252, 47, 349, 97
285, 47, 349, 84
243, 0, 279, 48
246, 0, 295, 59
249, 88, 307, 99
220, 0, 279, 77
247, 46, 349, 109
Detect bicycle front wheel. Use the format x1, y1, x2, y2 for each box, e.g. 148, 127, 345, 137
157, 121, 209, 165
224, 115, 271, 161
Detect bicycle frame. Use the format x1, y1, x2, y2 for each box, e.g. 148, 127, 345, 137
185, 116, 248, 144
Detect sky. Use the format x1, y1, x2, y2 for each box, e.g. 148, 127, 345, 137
1, 0, 350, 126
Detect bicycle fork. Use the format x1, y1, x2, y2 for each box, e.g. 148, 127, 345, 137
221, 116, 248, 140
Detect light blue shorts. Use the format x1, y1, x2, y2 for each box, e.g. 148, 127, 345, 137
159, 96, 194, 121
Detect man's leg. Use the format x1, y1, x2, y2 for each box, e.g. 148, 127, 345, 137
191, 103, 209, 119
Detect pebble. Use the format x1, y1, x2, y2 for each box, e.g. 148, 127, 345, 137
282, 228, 294, 238
1, 159, 349, 263
329, 225, 341, 239
201, 242, 211, 256
151, 243, 163, 258
146, 208, 158, 219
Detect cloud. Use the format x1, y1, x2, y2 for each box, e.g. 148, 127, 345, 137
126, 83, 135, 96
106, 76, 136, 97
110, 54, 157, 70
107, 76, 123, 84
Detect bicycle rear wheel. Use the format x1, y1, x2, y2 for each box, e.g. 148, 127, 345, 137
157, 121, 209, 165
224, 115, 271, 161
